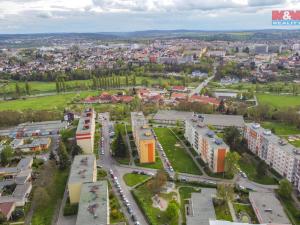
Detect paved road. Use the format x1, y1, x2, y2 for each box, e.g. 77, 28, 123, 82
98, 113, 149, 225
188, 64, 216, 97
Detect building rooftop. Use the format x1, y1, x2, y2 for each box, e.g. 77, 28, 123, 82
186, 189, 216, 225
68, 155, 96, 184
153, 110, 194, 122
246, 123, 300, 159
249, 192, 291, 224
76, 108, 95, 134
131, 112, 155, 141
187, 117, 229, 150
201, 114, 244, 128
76, 181, 109, 225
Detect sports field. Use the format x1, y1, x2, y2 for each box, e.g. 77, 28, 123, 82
257, 94, 300, 108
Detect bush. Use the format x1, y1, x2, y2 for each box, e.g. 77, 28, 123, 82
63, 198, 78, 216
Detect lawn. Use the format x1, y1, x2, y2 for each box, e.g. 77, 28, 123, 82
31, 168, 69, 225
257, 94, 300, 108
123, 173, 150, 187
262, 121, 300, 136
213, 201, 233, 221
132, 181, 178, 225
238, 153, 278, 185
233, 203, 258, 224
0, 91, 99, 111
154, 127, 202, 175
290, 140, 300, 147
135, 151, 164, 170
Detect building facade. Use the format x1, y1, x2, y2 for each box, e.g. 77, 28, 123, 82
185, 116, 230, 173
131, 112, 156, 163
244, 123, 300, 192
76, 108, 96, 154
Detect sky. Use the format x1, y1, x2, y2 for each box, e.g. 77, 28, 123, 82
0, 0, 299, 34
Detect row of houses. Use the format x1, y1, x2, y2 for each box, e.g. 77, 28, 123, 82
0, 157, 33, 221
131, 112, 156, 164
244, 123, 300, 192
82, 92, 134, 104
10, 137, 51, 152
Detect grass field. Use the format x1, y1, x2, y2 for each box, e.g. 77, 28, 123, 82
214, 201, 233, 221
0, 91, 99, 111
262, 121, 300, 135
257, 94, 300, 108
123, 173, 150, 187
238, 153, 278, 185
135, 152, 164, 170
154, 127, 202, 175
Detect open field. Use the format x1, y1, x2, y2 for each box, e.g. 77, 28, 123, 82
262, 121, 300, 135
0, 91, 99, 111
257, 94, 300, 108
154, 127, 202, 175
123, 173, 150, 187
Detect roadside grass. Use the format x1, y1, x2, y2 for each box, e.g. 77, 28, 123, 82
233, 203, 259, 224
108, 181, 127, 224
238, 153, 278, 185
123, 173, 150, 187
262, 121, 300, 135
154, 127, 201, 175
257, 94, 300, 108
31, 168, 69, 225
132, 181, 178, 225
0, 91, 99, 111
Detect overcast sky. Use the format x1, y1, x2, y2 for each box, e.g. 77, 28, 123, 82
0, 0, 299, 34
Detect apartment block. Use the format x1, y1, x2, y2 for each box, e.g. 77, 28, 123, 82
131, 112, 156, 163
76, 108, 96, 154
244, 123, 300, 191
76, 181, 109, 225
185, 116, 229, 173
67, 155, 97, 204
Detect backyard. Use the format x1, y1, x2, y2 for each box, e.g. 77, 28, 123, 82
154, 127, 202, 175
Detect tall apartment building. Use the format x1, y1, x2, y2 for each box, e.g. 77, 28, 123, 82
76, 108, 96, 154
67, 155, 97, 204
244, 123, 300, 192
185, 116, 230, 173
131, 112, 156, 163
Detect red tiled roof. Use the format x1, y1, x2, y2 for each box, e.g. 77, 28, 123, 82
171, 92, 187, 100
0, 202, 15, 218
190, 95, 220, 106
172, 86, 186, 91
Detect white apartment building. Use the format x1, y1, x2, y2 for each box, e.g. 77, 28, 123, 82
244, 123, 300, 192
76, 108, 96, 154
185, 116, 229, 173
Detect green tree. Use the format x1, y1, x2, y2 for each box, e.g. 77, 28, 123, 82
223, 127, 241, 149
112, 132, 127, 158
33, 187, 50, 209
224, 152, 241, 176
166, 200, 179, 225
15, 83, 21, 97
278, 179, 292, 199
55, 79, 60, 93
0, 146, 13, 166
58, 141, 70, 170
216, 183, 235, 202
72, 144, 83, 158
25, 81, 31, 95
256, 161, 268, 178
147, 169, 167, 194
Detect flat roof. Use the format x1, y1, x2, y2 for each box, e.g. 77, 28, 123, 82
131, 112, 155, 141
187, 118, 229, 150
68, 155, 95, 184
249, 192, 291, 224
186, 189, 216, 225
153, 110, 194, 122
76, 108, 95, 134
76, 181, 109, 225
